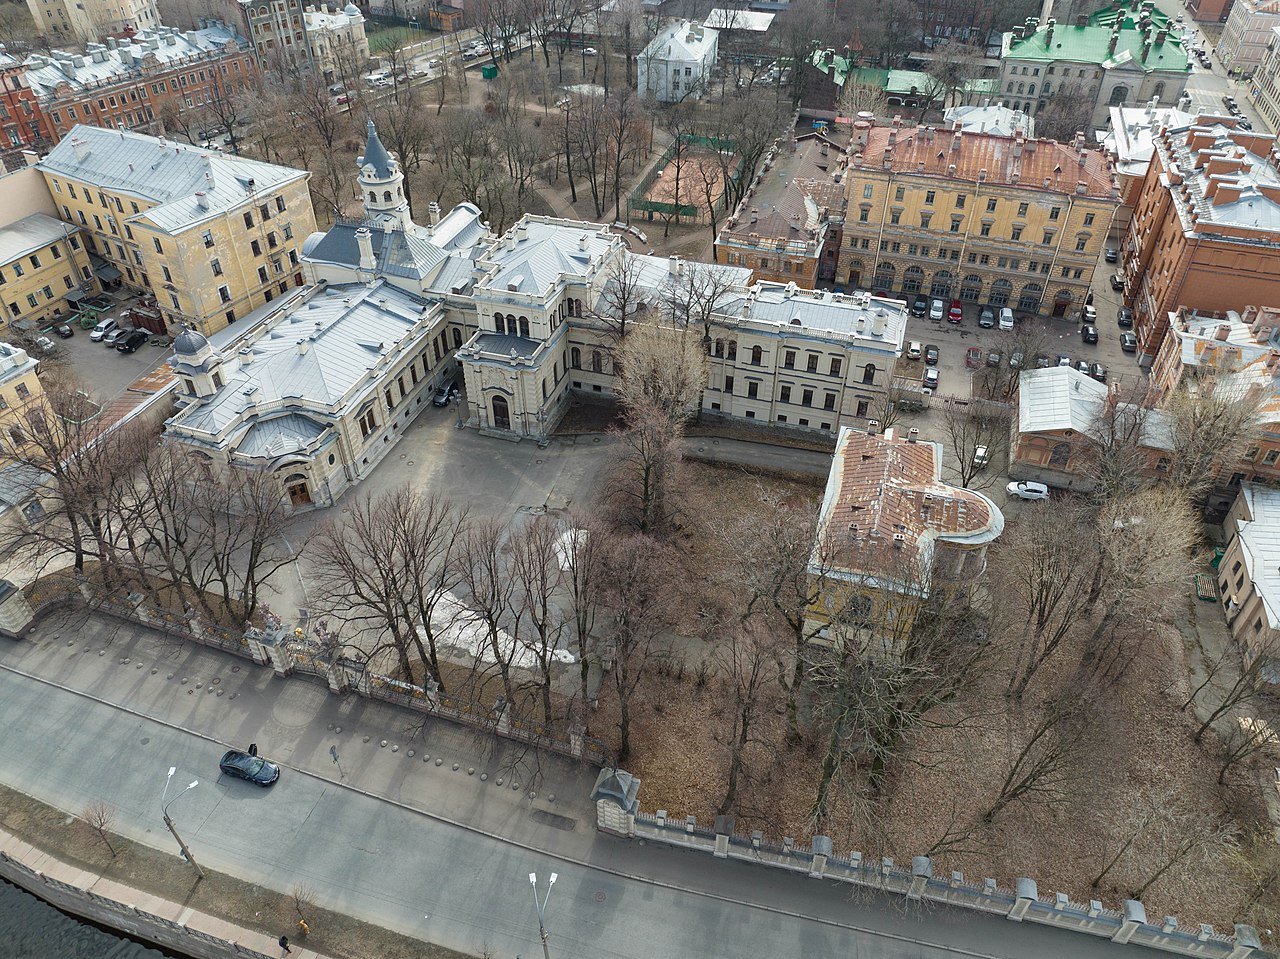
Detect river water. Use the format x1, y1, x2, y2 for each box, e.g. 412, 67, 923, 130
0, 876, 184, 959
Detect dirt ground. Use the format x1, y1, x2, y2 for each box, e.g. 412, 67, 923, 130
0, 781, 468, 959
587, 463, 1280, 937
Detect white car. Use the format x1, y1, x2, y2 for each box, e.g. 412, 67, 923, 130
999, 307, 1015, 332
583, 46, 598, 55
1006, 481, 1050, 501
929, 298, 945, 321
89, 317, 117, 342
973, 445, 990, 469
907, 340, 922, 361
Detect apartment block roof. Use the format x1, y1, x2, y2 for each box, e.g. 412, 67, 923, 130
477, 218, 618, 297
814, 426, 1004, 594
718, 132, 846, 254
703, 8, 774, 31
1018, 365, 1110, 433
1166, 308, 1273, 370
1104, 103, 1196, 178
39, 125, 309, 234
945, 103, 1036, 138
639, 19, 717, 62
0, 343, 36, 388
853, 125, 1118, 199
1158, 118, 1280, 235
23, 25, 246, 98
0, 213, 77, 266
1230, 481, 1280, 626
1003, 17, 1190, 73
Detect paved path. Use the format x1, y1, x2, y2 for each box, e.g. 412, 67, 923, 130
0, 618, 1172, 959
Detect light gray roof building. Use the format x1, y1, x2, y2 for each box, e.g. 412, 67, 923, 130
1230, 482, 1280, 626
719, 285, 908, 353
38, 124, 309, 234
0, 213, 79, 266
1017, 366, 1109, 434
23, 26, 246, 99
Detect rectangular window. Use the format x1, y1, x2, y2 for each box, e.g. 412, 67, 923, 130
780, 385, 791, 403
1010, 227, 1022, 241
1049, 207, 1061, 220
1017, 202, 1028, 216
801, 389, 813, 407
829, 357, 842, 377
980, 223, 991, 237
920, 213, 932, 229
170, 293, 180, 309
863, 183, 873, 199
219, 285, 231, 303
276, 196, 286, 213
50, 245, 61, 260
859, 209, 869, 223
823, 393, 836, 411
244, 211, 254, 228
1083, 213, 1095, 226
724, 375, 734, 394
806, 354, 818, 373
152, 237, 162, 254
986, 198, 997, 213
955, 194, 966, 209
202, 230, 214, 248
161, 266, 172, 282
257, 266, 268, 284
747, 381, 759, 399
783, 350, 795, 369
211, 258, 223, 276
890, 210, 901, 225
924, 190, 936, 204
1075, 238, 1087, 252
251, 239, 262, 256
895, 186, 905, 202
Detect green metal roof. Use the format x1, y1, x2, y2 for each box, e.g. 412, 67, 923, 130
1004, 22, 1190, 72
1088, 2, 1173, 30
844, 66, 943, 96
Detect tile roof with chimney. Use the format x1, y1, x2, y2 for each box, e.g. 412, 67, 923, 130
813, 426, 1004, 597
853, 123, 1118, 199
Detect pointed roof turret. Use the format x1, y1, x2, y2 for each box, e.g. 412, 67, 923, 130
358, 119, 395, 179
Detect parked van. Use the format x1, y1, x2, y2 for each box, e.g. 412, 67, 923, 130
364, 70, 391, 86
998, 307, 1015, 332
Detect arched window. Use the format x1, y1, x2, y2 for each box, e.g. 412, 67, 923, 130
382, 190, 392, 202
591, 350, 603, 373
1041, 82, 1051, 95
368, 192, 376, 203
494, 312, 504, 332
862, 363, 876, 384
1049, 442, 1071, 467
1027, 83, 1035, 96
519, 316, 530, 337
1108, 85, 1129, 106
574, 298, 583, 317
571, 347, 581, 368
727, 340, 738, 360
1152, 81, 1165, 100
715, 338, 724, 357
507, 316, 518, 336
541, 378, 547, 400
1016, 82, 1024, 94
750, 345, 762, 365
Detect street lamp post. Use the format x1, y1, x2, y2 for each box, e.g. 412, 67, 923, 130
529, 871, 557, 959
161, 766, 205, 881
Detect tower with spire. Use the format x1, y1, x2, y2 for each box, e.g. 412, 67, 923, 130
357, 120, 410, 230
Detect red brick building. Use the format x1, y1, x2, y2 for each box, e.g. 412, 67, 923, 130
0, 49, 54, 161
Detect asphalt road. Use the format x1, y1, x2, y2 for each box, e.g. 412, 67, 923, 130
0, 663, 1173, 959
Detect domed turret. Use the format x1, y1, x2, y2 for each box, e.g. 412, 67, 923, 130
173, 326, 209, 357
343, 2, 362, 17
170, 325, 224, 399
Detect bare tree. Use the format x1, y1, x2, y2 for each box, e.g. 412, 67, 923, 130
310, 487, 469, 689
81, 801, 118, 858
1034, 80, 1094, 142
559, 509, 611, 724
1163, 380, 1265, 504
592, 254, 650, 342
1079, 381, 1160, 501
508, 515, 568, 724
938, 396, 1012, 490
458, 518, 522, 709
714, 615, 780, 816
659, 259, 741, 352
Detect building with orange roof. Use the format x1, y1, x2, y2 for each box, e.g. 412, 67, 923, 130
1122, 117, 1280, 365
714, 131, 847, 289
836, 117, 1121, 318
806, 425, 1004, 653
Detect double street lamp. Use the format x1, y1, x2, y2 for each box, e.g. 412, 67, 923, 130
529, 871, 557, 959
161, 766, 205, 881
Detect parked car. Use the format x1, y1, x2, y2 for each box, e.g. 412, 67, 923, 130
924, 343, 940, 365
1010, 351, 1025, 369
1239, 118, 1254, 131
583, 46, 598, 55
1034, 353, 1050, 368
929, 298, 945, 321
978, 307, 995, 328
1223, 95, 1237, 110
335, 93, 352, 104
999, 307, 1015, 332
1056, 354, 1072, 367
1089, 362, 1108, 382
54, 323, 74, 338
973, 445, 990, 469
948, 299, 963, 323
219, 749, 280, 786
1110, 273, 1125, 292
1104, 247, 1118, 263
89, 317, 117, 342
1117, 307, 1133, 327
1081, 324, 1099, 344
1007, 480, 1051, 501
986, 349, 1002, 368
116, 329, 149, 353
1120, 331, 1138, 353
1075, 359, 1091, 375
427, 58, 442, 69
1082, 304, 1097, 323
906, 340, 923, 360
910, 295, 928, 317
922, 367, 939, 390
33, 335, 54, 353
102, 327, 128, 347
432, 381, 460, 407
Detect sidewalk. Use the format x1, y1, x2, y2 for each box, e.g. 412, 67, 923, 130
1, 607, 602, 860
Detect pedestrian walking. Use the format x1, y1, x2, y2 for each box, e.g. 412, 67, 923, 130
279, 934, 291, 954
249, 743, 258, 757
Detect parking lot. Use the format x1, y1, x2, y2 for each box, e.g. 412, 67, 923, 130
38, 291, 169, 401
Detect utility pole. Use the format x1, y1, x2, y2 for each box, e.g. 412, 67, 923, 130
160, 766, 205, 881
529, 871, 557, 959
162, 811, 206, 881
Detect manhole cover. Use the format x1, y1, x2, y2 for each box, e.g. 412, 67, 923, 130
594, 891, 607, 903
140, 737, 150, 745
536, 459, 544, 464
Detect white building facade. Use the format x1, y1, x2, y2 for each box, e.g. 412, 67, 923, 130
303, 3, 368, 83
1217, 0, 1280, 75
26, 0, 159, 43
637, 19, 718, 102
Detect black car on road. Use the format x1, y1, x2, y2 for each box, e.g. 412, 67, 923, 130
219, 749, 280, 786
1081, 325, 1099, 344
116, 329, 149, 353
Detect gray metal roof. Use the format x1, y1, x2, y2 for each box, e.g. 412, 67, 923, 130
1233, 482, 1280, 627
24, 26, 246, 98
306, 220, 448, 281
170, 280, 432, 439
0, 343, 36, 388
237, 412, 329, 457
0, 213, 77, 266
473, 333, 540, 359
39, 125, 309, 234
358, 121, 395, 180
719, 285, 908, 349
477, 220, 616, 297
1017, 367, 1107, 434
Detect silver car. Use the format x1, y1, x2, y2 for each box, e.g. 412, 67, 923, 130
1006, 481, 1050, 501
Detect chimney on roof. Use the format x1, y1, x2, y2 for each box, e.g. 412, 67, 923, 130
1216, 324, 1231, 341
428, 201, 441, 226
355, 227, 375, 271
516, 222, 528, 241
668, 254, 681, 275
1155, 28, 1167, 44
107, 36, 117, 49
297, 339, 310, 355
887, 129, 897, 146
1045, 21, 1055, 46
1076, 14, 1087, 25
578, 234, 589, 251
71, 138, 88, 163
1142, 38, 1152, 60
1108, 31, 1119, 55
195, 191, 209, 210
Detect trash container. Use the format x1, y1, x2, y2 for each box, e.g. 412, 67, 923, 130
481, 64, 498, 80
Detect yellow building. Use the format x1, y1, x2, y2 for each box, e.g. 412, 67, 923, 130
838, 119, 1120, 319
0, 341, 56, 542
36, 124, 316, 337
0, 212, 95, 329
